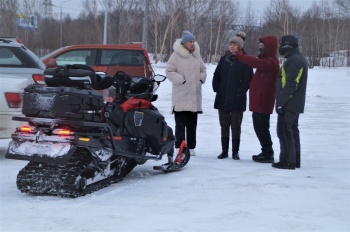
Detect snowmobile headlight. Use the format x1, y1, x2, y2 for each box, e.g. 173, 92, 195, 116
52, 129, 74, 135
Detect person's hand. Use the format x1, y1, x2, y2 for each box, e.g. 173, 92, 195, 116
277, 106, 283, 115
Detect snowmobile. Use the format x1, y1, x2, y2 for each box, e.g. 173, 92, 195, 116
6, 52, 190, 198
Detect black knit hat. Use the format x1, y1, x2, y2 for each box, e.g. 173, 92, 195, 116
279, 35, 298, 48
279, 35, 298, 56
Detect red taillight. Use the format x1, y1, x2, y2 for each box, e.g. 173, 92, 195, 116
16, 38, 23, 44
5, 92, 22, 108
32, 74, 45, 84
52, 129, 73, 135
19, 126, 35, 133
114, 136, 122, 140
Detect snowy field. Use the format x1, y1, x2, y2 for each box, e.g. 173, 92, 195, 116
0, 64, 349, 232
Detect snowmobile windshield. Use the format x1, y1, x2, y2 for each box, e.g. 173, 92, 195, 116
102, 50, 166, 100
105, 50, 154, 80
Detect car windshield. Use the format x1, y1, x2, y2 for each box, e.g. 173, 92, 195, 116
101, 50, 146, 66
53, 49, 98, 66
105, 50, 151, 78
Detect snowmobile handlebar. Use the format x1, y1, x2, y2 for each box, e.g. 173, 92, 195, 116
91, 50, 167, 101
92, 70, 167, 103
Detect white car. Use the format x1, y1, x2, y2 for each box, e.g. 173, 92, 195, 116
0, 38, 45, 84
0, 74, 30, 138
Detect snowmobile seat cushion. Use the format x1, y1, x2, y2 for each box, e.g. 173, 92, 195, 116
44, 64, 97, 88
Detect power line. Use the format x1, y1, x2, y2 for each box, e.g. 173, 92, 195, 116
43, 0, 54, 19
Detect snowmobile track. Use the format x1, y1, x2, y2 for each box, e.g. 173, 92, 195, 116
16, 150, 123, 198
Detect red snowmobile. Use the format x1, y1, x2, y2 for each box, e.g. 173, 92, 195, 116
6, 51, 190, 197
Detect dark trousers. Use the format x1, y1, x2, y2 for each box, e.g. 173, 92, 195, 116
252, 112, 274, 155
174, 111, 198, 149
277, 111, 300, 165
218, 110, 243, 140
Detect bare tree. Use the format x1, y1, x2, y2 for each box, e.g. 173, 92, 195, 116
3, 0, 348, 67
156, 0, 181, 60
81, 0, 109, 44
149, 0, 162, 63
263, 0, 301, 36
0, 0, 19, 36
334, 0, 350, 16
209, 0, 240, 63
301, 4, 325, 67
238, 2, 262, 56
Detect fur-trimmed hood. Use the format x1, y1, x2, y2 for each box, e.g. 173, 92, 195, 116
172, 39, 201, 58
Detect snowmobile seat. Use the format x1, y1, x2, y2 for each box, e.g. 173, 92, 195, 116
44, 64, 97, 89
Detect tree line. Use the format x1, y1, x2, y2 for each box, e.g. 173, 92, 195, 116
1, 0, 349, 67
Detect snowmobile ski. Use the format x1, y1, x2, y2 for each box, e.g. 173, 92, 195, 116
153, 140, 190, 172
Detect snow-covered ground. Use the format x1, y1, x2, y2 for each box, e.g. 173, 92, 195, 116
0, 65, 349, 232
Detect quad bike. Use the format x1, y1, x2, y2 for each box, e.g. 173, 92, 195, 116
5, 53, 190, 197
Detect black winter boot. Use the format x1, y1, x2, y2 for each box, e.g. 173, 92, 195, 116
296, 151, 301, 168
217, 137, 229, 159
232, 139, 240, 160
252, 153, 274, 163
272, 162, 296, 170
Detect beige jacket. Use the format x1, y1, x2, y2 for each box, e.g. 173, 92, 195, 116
166, 39, 207, 113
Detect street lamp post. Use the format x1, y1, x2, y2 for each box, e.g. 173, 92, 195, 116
60, 0, 71, 47
103, 0, 107, 44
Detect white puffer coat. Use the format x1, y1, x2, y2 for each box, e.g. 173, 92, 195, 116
166, 39, 207, 113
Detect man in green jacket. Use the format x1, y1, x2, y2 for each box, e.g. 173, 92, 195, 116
273, 35, 308, 170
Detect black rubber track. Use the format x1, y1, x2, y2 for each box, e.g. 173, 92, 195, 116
16, 149, 134, 198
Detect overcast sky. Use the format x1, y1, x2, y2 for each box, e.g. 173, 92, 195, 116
51, 0, 326, 19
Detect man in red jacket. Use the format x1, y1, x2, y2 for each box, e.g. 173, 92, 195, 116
235, 36, 279, 163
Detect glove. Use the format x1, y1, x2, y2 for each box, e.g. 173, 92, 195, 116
277, 106, 283, 115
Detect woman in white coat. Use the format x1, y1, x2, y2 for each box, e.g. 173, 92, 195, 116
166, 30, 207, 156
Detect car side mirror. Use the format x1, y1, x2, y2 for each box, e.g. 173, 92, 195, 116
47, 58, 57, 67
